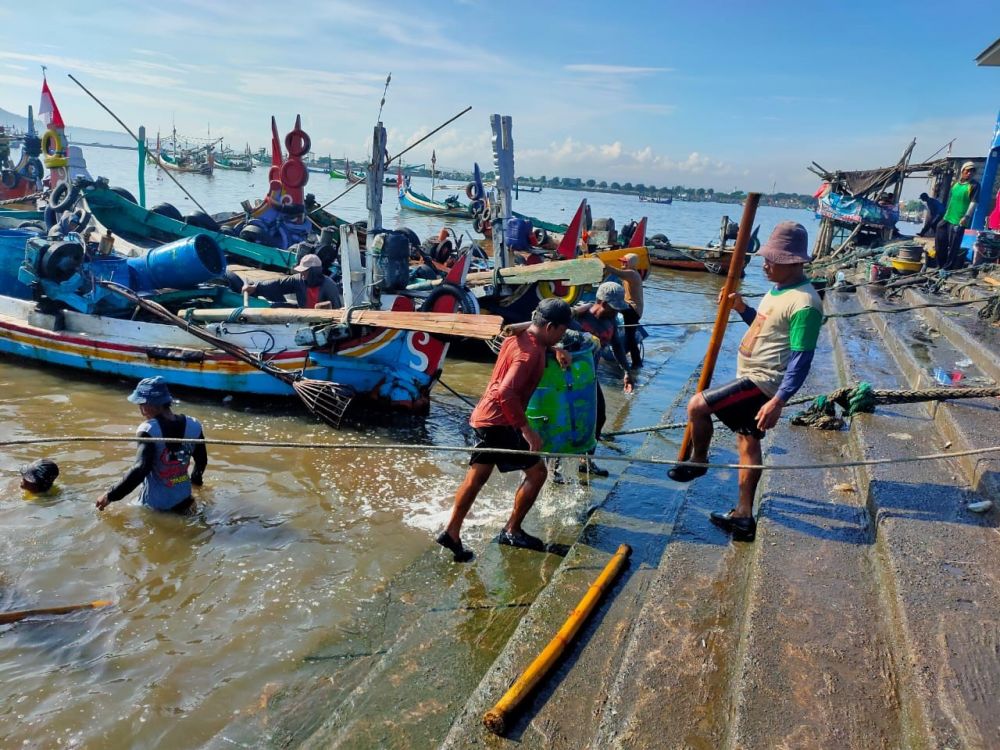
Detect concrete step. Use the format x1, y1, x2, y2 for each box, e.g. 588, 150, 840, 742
903, 286, 1000, 386
726, 329, 907, 748
825, 291, 1000, 748
286, 331, 713, 749
442, 331, 768, 749
855, 285, 1000, 501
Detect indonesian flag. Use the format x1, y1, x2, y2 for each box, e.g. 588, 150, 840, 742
39, 78, 65, 129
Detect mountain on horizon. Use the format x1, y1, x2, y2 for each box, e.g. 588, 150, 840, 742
0, 107, 135, 148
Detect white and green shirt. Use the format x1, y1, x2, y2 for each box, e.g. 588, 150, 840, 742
737, 281, 823, 396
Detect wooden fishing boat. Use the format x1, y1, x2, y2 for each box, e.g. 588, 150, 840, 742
646, 238, 752, 274
149, 149, 213, 175
0, 207, 45, 230
0, 113, 44, 203
0, 228, 496, 415
82, 177, 297, 271
398, 178, 472, 217
214, 150, 254, 172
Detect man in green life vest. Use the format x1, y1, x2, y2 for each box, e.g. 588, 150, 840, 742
933, 162, 980, 271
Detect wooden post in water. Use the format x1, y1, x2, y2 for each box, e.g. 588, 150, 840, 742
676, 192, 762, 464
491, 114, 514, 271
137, 125, 146, 207
367, 122, 387, 231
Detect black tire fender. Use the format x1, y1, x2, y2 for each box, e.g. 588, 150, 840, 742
50, 181, 80, 213
420, 282, 479, 315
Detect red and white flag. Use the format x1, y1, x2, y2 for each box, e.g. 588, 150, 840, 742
39, 78, 65, 129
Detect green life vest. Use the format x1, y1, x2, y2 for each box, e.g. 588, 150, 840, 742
943, 181, 973, 225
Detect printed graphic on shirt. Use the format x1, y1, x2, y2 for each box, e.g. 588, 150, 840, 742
739, 311, 768, 358
157, 444, 192, 487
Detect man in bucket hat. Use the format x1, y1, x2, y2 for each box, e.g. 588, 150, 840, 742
669, 221, 823, 543
96, 377, 207, 514
932, 161, 980, 271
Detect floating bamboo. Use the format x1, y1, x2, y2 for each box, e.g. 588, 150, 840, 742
181, 308, 504, 340
0, 599, 112, 625
676, 193, 761, 463
483, 543, 632, 736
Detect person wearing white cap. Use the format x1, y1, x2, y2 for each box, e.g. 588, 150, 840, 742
933, 161, 980, 270
243, 254, 343, 309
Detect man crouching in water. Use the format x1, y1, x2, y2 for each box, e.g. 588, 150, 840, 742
96, 376, 207, 514
436, 298, 572, 562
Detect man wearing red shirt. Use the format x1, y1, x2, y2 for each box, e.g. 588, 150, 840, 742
437, 298, 572, 561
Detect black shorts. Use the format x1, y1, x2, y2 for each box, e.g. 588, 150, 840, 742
701, 378, 770, 439
469, 426, 541, 473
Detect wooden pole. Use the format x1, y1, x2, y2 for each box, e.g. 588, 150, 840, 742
310, 106, 472, 214
483, 544, 631, 736
676, 192, 761, 463
137, 125, 146, 207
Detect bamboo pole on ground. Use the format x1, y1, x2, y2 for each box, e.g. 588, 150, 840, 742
675, 193, 761, 464
483, 543, 632, 736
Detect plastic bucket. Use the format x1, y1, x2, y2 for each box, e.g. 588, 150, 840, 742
526, 340, 597, 454
127, 234, 226, 291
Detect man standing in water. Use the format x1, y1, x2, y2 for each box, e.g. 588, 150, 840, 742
933, 162, 979, 270
668, 222, 822, 542
96, 377, 207, 514
437, 298, 572, 562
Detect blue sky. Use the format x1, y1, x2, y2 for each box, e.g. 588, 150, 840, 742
1, 1, 998, 192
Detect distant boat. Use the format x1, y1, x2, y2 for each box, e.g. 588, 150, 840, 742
639, 194, 672, 204
397, 176, 472, 217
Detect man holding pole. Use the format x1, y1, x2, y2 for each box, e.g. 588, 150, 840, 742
669, 221, 822, 542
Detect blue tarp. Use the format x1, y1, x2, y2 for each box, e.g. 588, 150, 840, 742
818, 192, 899, 226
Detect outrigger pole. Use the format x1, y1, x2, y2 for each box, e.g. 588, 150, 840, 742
310, 106, 472, 213
67, 74, 209, 214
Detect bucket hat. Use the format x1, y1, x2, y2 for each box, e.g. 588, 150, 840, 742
20, 458, 59, 491
293, 254, 322, 273
128, 376, 173, 406
596, 281, 629, 311
759, 221, 811, 265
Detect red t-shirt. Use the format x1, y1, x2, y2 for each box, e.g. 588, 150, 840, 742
305, 285, 322, 309
470, 330, 547, 429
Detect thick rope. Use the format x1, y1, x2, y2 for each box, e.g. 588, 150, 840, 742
0, 191, 44, 206
3, 434, 1000, 473
602, 384, 1000, 438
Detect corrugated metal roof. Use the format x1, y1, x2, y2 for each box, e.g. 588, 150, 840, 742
976, 37, 1000, 66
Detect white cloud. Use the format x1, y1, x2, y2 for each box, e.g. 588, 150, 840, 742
564, 64, 673, 75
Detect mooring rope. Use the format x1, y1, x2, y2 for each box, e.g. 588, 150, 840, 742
622, 294, 995, 329
3, 434, 1000, 473
602, 384, 1000, 438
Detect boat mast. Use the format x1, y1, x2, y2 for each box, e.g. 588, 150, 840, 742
368, 122, 387, 231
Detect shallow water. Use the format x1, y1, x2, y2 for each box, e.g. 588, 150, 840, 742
0, 146, 815, 747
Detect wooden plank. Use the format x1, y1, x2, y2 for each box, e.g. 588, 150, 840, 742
462, 256, 604, 287
181, 308, 504, 339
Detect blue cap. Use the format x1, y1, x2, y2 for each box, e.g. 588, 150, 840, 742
127, 376, 172, 405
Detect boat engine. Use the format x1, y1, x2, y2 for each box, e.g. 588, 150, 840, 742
18, 233, 226, 315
